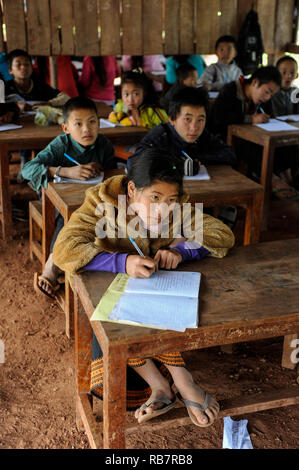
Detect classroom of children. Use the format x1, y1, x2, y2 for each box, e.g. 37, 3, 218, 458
0, 0, 298, 453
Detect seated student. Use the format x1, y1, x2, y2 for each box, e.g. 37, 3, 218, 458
198, 35, 242, 91
122, 55, 165, 92
128, 86, 236, 171
52, 148, 235, 427
5, 49, 71, 181
0, 102, 20, 124
209, 65, 299, 197
267, 56, 299, 191
160, 63, 198, 114
21, 96, 117, 299
5, 49, 69, 105
79, 56, 120, 105
165, 54, 206, 85
109, 70, 168, 128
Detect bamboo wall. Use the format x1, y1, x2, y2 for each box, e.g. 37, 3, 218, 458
0, 0, 295, 56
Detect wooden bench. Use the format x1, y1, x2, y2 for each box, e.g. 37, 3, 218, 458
29, 200, 43, 262
72, 239, 299, 448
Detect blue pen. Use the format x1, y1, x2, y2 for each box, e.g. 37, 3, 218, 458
258, 105, 265, 114
129, 237, 156, 275
64, 152, 80, 166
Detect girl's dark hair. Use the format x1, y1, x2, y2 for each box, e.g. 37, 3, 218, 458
125, 148, 184, 194
121, 70, 159, 106
92, 57, 107, 87
130, 56, 144, 70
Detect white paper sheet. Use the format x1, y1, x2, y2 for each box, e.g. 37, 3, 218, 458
108, 271, 201, 331
254, 118, 298, 131
99, 118, 120, 128
276, 114, 299, 122
54, 172, 103, 184
0, 123, 22, 131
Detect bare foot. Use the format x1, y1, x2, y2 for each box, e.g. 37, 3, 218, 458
38, 254, 62, 297
176, 378, 219, 426
135, 382, 174, 422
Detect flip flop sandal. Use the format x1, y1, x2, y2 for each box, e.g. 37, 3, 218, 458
137, 396, 177, 424
177, 391, 216, 428
33, 272, 61, 300
272, 187, 299, 201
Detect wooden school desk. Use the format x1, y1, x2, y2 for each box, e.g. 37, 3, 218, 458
72, 238, 299, 449
42, 166, 263, 338
0, 117, 147, 240
227, 122, 299, 230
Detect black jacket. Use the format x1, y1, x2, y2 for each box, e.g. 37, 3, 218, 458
127, 122, 236, 170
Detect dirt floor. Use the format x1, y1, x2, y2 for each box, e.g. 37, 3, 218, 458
0, 159, 298, 450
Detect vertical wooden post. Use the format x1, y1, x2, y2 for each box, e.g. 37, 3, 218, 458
49, 56, 58, 89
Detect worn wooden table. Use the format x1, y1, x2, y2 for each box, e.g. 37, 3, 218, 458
42, 165, 263, 337
227, 122, 299, 230
73, 238, 299, 449
0, 117, 147, 240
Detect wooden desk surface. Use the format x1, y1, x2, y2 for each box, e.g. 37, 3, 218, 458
46, 165, 263, 218
228, 122, 299, 146
0, 117, 148, 148
74, 239, 299, 353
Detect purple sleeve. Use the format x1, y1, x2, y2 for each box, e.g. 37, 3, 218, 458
83, 251, 128, 273
172, 243, 210, 263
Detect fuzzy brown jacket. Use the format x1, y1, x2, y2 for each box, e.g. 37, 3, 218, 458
53, 175, 235, 274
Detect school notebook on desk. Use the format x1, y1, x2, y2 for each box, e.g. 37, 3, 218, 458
54, 172, 103, 184
90, 271, 201, 332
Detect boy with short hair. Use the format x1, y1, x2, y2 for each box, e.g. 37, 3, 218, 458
5, 49, 68, 104
128, 86, 236, 170
5, 49, 71, 181
198, 35, 242, 91
22, 96, 117, 298
160, 63, 198, 113
271, 56, 299, 116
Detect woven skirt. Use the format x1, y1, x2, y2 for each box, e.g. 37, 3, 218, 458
90, 332, 185, 410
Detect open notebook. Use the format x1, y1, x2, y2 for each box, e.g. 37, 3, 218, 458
91, 271, 201, 331
54, 172, 104, 184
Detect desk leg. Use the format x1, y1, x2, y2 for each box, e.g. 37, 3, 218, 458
103, 344, 127, 449
42, 188, 55, 270
243, 191, 263, 245
64, 211, 74, 339
260, 142, 275, 231
0, 144, 13, 240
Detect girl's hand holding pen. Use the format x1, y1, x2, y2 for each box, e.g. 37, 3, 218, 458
126, 255, 158, 278
252, 112, 270, 124
154, 249, 182, 270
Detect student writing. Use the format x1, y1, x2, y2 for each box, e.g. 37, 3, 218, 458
52, 148, 234, 427
21, 97, 117, 299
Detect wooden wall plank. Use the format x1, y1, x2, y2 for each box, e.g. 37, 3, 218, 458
275, 0, 294, 52
3, 0, 26, 52
179, 0, 195, 54
27, 0, 51, 56
50, 0, 75, 55
196, 0, 221, 54
257, 0, 277, 53
122, 0, 142, 55
99, 0, 121, 55
143, 0, 163, 55
219, 0, 238, 39
0, 2, 5, 53
164, 0, 180, 55
73, 0, 99, 56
